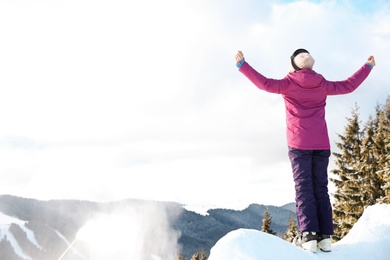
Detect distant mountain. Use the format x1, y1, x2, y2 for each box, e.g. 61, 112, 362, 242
0, 195, 295, 260
280, 202, 295, 213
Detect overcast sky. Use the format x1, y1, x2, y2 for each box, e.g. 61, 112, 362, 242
0, 0, 389, 208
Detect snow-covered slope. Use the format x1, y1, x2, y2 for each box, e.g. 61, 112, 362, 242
0, 212, 36, 260
208, 204, 390, 260
0, 211, 71, 260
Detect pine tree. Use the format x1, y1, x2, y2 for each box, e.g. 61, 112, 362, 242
331, 104, 365, 241
188, 249, 207, 260
283, 216, 298, 242
374, 98, 390, 203
200, 248, 207, 260
261, 208, 276, 235
191, 252, 200, 260
378, 167, 390, 203
359, 115, 383, 205
331, 98, 390, 240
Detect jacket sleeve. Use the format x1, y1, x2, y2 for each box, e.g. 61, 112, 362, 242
239, 62, 288, 94
325, 64, 372, 95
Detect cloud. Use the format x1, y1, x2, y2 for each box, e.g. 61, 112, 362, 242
0, 0, 389, 206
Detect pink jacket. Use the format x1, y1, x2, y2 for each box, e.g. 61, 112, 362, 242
239, 62, 372, 150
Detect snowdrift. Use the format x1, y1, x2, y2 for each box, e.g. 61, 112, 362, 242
208, 204, 390, 260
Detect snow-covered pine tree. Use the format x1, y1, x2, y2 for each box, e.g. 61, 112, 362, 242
261, 208, 276, 235
359, 115, 384, 205
331, 104, 365, 241
331, 98, 390, 240
379, 167, 390, 203
282, 216, 298, 242
374, 97, 390, 203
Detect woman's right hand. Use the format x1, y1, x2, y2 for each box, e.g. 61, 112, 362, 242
367, 56, 376, 67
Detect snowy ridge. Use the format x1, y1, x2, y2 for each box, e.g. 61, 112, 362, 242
0, 211, 47, 259
1, 211, 78, 259
208, 204, 390, 260
1, 230, 32, 260
183, 202, 251, 216
0, 212, 26, 226
0, 212, 33, 260
20, 223, 42, 250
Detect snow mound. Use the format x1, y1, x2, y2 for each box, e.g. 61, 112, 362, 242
208, 204, 390, 260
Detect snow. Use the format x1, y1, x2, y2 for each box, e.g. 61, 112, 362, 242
208, 204, 390, 260
2, 231, 32, 260
0, 211, 25, 226
20, 224, 42, 250
2, 204, 390, 259
0, 211, 41, 259
0, 211, 42, 249
183, 202, 250, 216
182, 204, 211, 216
0, 212, 32, 259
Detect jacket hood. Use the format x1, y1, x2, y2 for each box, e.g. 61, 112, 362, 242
287, 69, 323, 89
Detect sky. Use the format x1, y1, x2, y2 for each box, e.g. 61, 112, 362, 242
209, 204, 390, 260
0, 0, 389, 207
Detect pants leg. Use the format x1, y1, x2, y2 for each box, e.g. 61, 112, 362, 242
288, 148, 319, 233
312, 150, 334, 235
288, 147, 333, 234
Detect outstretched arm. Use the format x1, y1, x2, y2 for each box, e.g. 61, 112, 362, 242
235, 50, 288, 94
326, 55, 375, 95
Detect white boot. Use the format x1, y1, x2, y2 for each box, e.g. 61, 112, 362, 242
317, 235, 332, 252
293, 231, 318, 253
302, 239, 318, 252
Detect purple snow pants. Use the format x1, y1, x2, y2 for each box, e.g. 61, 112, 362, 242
288, 147, 334, 235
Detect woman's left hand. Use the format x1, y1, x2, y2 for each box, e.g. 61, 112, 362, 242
235, 51, 244, 64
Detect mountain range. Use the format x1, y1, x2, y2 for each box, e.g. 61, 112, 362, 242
0, 195, 295, 259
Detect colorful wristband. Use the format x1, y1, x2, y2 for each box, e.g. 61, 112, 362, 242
236, 58, 245, 69
365, 62, 373, 70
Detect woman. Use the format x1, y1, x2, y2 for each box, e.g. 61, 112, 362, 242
235, 49, 375, 252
